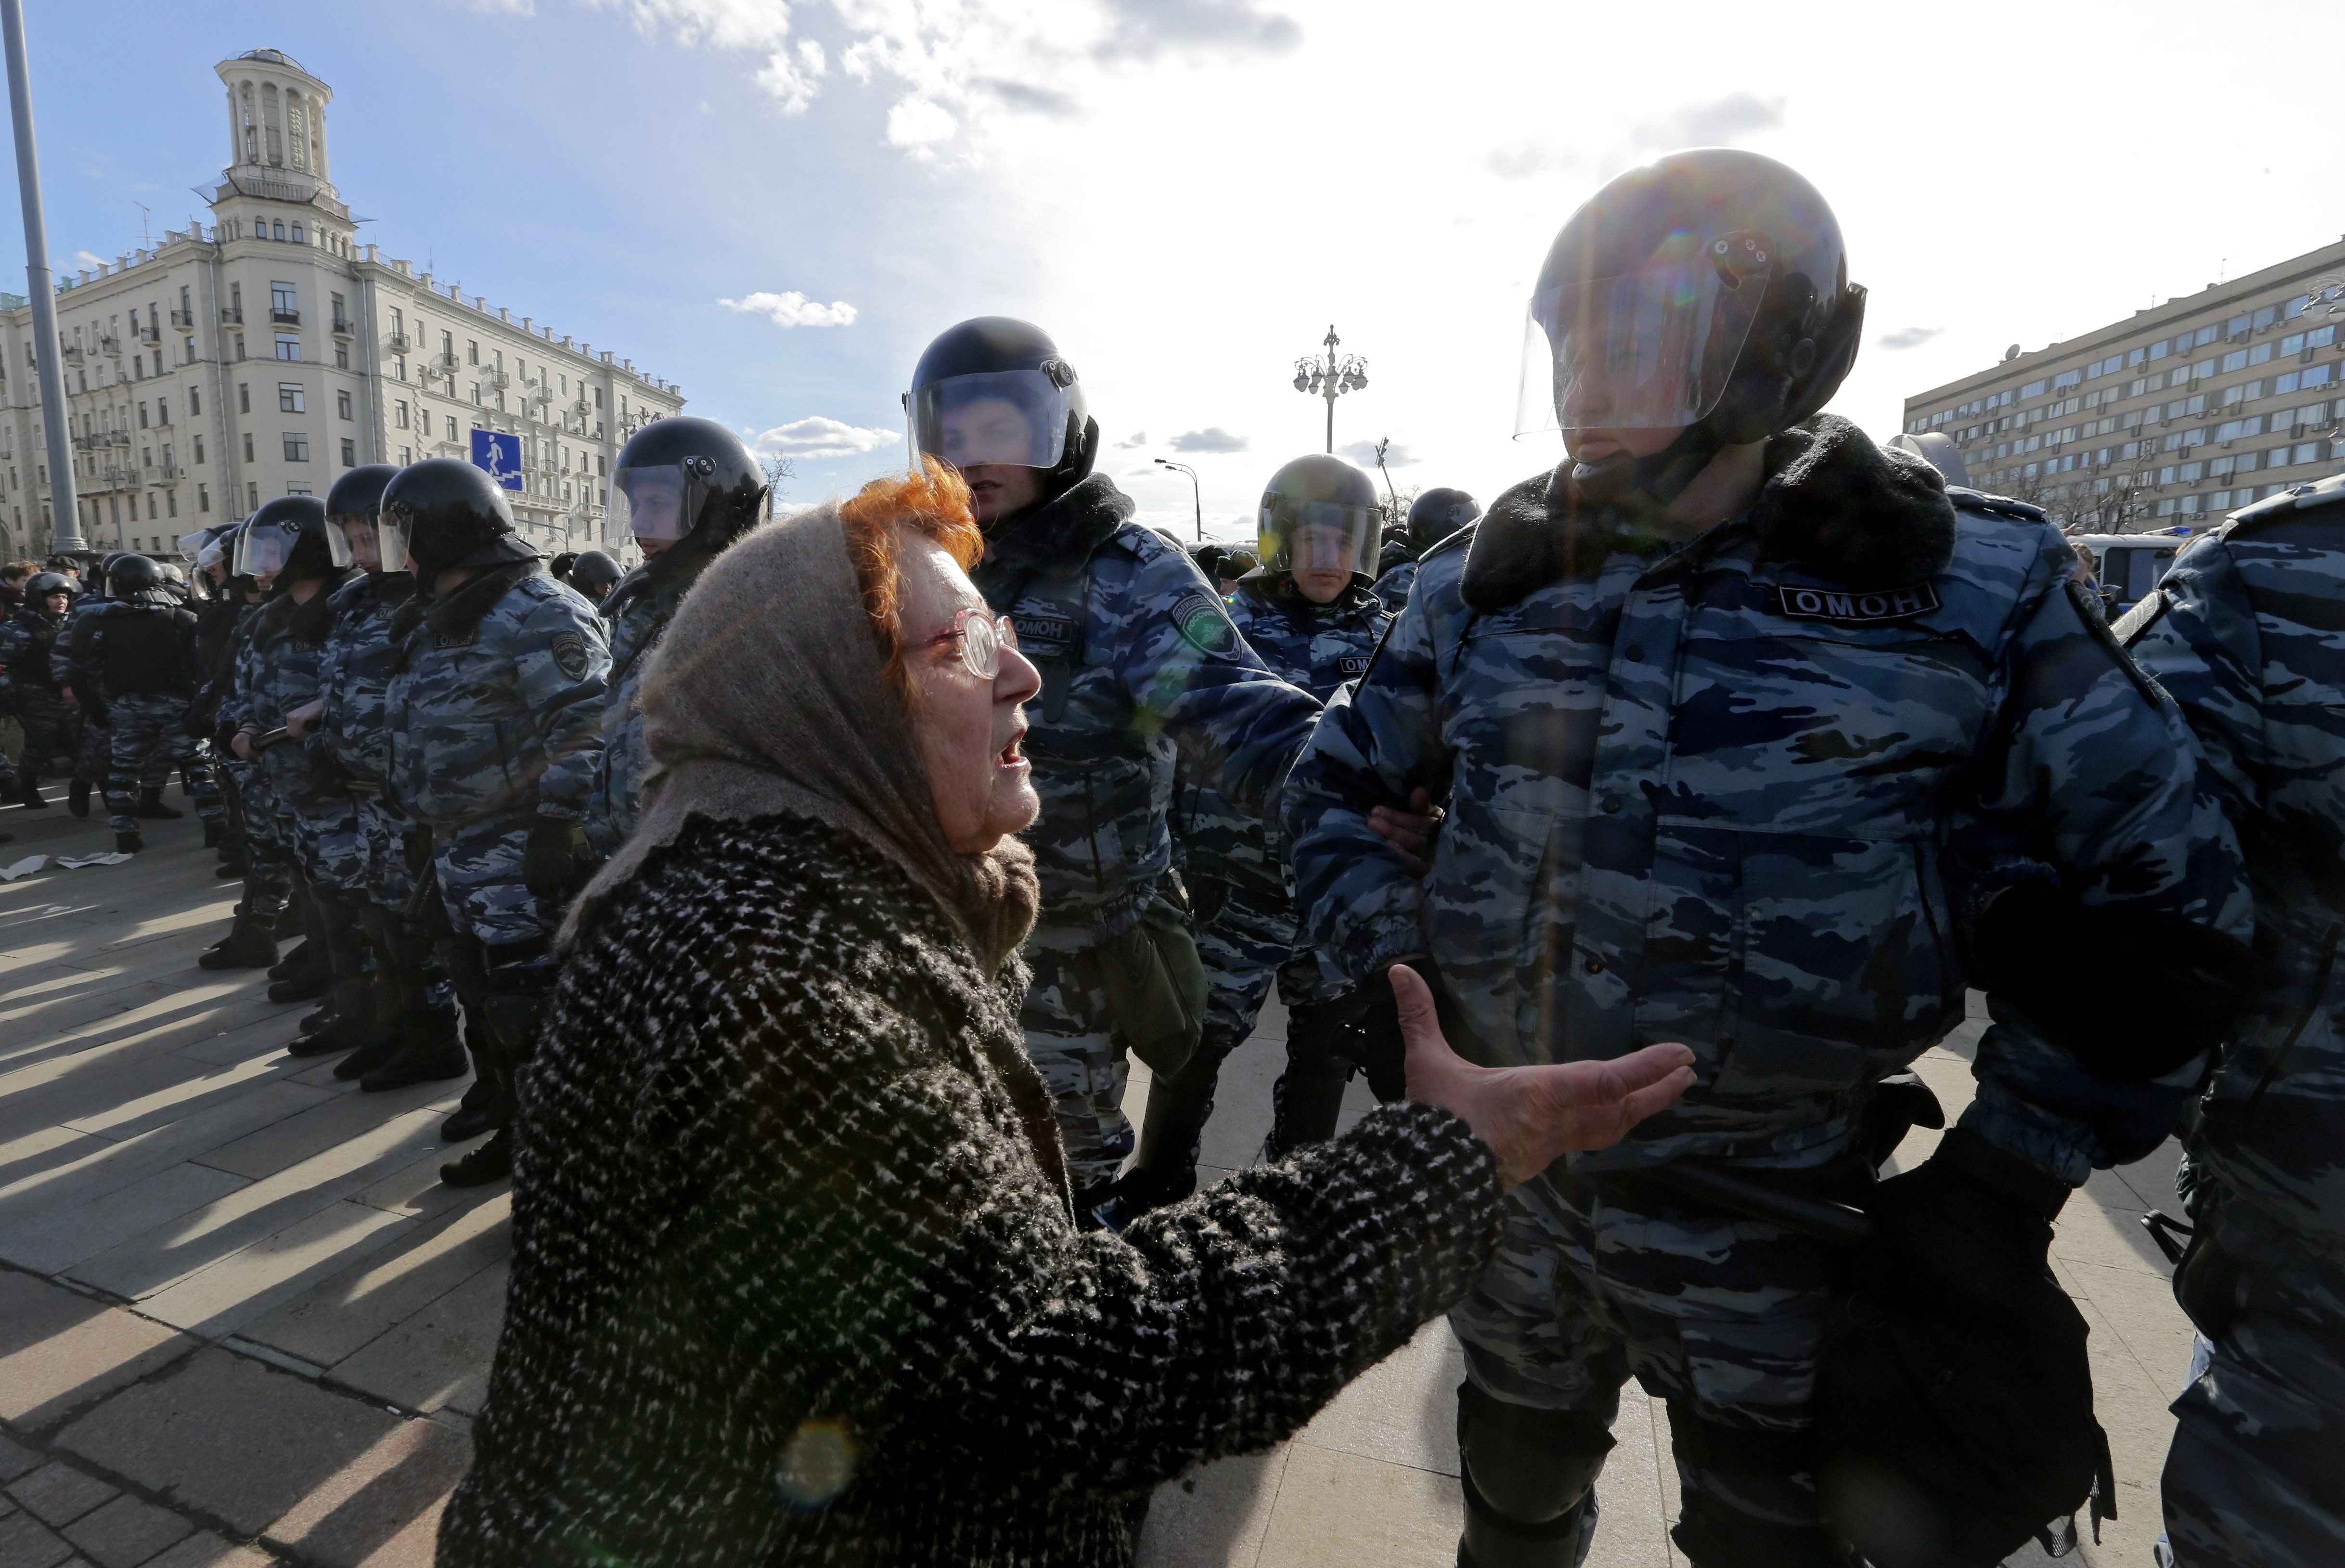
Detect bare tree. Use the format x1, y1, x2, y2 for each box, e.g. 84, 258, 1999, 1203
759, 455, 796, 501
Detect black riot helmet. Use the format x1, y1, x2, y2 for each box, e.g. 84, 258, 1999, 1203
233, 496, 335, 582
381, 459, 536, 589
549, 551, 580, 584
1406, 487, 1482, 553
1258, 455, 1381, 584
1518, 148, 1867, 507
610, 416, 769, 552
25, 570, 75, 604
905, 317, 1098, 512
324, 463, 407, 573
106, 553, 176, 605
568, 548, 623, 602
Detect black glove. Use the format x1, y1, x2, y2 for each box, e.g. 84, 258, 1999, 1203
522, 815, 588, 902
214, 720, 242, 755
1357, 957, 1459, 1097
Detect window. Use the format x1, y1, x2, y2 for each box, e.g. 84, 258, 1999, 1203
247, 482, 258, 510
285, 483, 310, 496
2052, 369, 2080, 390
398, 446, 411, 465
274, 334, 300, 361
2306, 364, 2336, 391
2278, 371, 2304, 395
237, 383, 250, 413
339, 437, 356, 465
278, 382, 305, 413
198, 483, 209, 513
439, 330, 453, 357
193, 436, 204, 463
334, 344, 348, 370
2297, 443, 2323, 466
2254, 306, 2277, 331
270, 283, 297, 320
395, 401, 409, 429
138, 402, 150, 428
2224, 349, 2248, 373
283, 434, 309, 462
234, 335, 245, 361
2192, 359, 2216, 381
445, 415, 457, 441
2150, 341, 2169, 361
336, 389, 352, 420
272, 220, 284, 241
466, 340, 478, 366
593, 386, 605, 410
242, 433, 254, 462
189, 387, 202, 417
2312, 326, 2338, 350
2195, 326, 2218, 348
2021, 378, 2048, 398
470, 382, 481, 404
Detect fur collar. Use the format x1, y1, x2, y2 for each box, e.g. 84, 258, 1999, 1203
978, 474, 1134, 577
391, 560, 543, 647
1461, 415, 1957, 612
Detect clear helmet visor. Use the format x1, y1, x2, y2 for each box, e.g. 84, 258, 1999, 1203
1259, 500, 1380, 580
194, 542, 226, 573
233, 521, 295, 578
327, 513, 410, 572
1514, 232, 1773, 437
908, 370, 1072, 471
177, 528, 214, 563
610, 463, 699, 543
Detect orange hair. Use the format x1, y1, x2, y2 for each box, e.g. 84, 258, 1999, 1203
838, 458, 986, 705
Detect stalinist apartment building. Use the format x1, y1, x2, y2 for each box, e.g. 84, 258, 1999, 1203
0, 48, 684, 565
1902, 236, 2345, 533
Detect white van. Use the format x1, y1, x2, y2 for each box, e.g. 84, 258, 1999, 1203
2069, 527, 2196, 616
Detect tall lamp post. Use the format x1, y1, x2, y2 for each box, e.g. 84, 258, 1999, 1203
0, 0, 81, 553
1292, 324, 1367, 455
1153, 457, 1201, 540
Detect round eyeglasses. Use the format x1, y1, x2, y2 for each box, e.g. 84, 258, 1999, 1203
929, 607, 1019, 680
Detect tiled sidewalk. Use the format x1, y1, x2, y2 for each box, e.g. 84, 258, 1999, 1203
0, 789, 2204, 1568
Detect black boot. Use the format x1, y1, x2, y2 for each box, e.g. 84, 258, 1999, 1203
286, 977, 374, 1056
203, 819, 227, 848
438, 1127, 513, 1187
361, 1002, 467, 1091
68, 778, 90, 817
135, 787, 183, 820
267, 939, 313, 982
16, 778, 44, 809
116, 830, 143, 854
198, 913, 279, 970
266, 894, 331, 1003
439, 1012, 509, 1139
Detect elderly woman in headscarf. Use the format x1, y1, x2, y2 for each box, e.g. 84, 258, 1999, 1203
438, 464, 1694, 1568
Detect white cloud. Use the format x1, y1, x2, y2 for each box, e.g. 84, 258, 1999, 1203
717, 290, 858, 328
1339, 439, 1418, 468
1876, 325, 1945, 351
591, 0, 824, 114
1170, 427, 1249, 453
74, 250, 106, 270
1113, 430, 1150, 449
750, 416, 898, 459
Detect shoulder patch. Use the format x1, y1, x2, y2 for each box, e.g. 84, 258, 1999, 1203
550, 630, 590, 681
1171, 589, 1240, 656
1775, 581, 1940, 624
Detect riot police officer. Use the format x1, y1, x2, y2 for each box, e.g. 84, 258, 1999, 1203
910, 315, 1321, 1227
1284, 149, 2252, 1568
1129, 454, 1395, 1214
1, 571, 77, 806
2116, 473, 2345, 1567
566, 548, 622, 608
1373, 486, 1481, 613
63, 554, 207, 853
381, 460, 610, 1186
583, 417, 768, 859
295, 465, 469, 1095
54, 552, 137, 817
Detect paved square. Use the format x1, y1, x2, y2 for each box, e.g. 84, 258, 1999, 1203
0, 787, 2205, 1566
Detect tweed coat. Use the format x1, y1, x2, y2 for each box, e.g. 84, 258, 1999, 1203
439, 810, 1503, 1568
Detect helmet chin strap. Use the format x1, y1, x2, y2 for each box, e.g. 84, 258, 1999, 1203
1566, 417, 1727, 512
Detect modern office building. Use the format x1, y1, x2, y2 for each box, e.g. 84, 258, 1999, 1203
1901, 237, 2345, 532
0, 48, 685, 564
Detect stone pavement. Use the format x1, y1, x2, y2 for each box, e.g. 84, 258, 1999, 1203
0, 784, 2204, 1568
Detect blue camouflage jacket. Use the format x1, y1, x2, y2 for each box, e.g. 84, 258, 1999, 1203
584, 553, 703, 856
1, 604, 66, 693
1177, 576, 1389, 904
1285, 420, 2249, 1183
2119, 476, 2345, 1257
1371, 558, 1419, 617
971, 475, 1322, 947
383, 562, 611, 829
316, 571, 418, 790
228, 572, 362, 811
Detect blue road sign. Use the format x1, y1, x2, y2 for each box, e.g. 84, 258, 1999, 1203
470, 428, 524, 491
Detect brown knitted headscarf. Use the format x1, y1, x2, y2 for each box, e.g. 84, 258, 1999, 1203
559, 502, 1041, 973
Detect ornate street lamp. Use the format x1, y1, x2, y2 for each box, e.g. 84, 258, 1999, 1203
1292, 323, 1367, 455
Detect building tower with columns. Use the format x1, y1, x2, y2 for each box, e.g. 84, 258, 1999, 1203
0, 48, 685, 565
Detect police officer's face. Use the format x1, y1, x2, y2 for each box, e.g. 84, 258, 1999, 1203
938, 398, 1044, 526
896, 534, 1043, 854
1564, 425, 1682, 463
339, 518, 382, 572
42, 592, 68, 616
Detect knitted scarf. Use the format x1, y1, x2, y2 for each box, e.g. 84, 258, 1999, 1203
560, 503, 1040, 973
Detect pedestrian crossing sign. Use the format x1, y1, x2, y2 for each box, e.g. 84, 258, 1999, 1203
470, 429, 524, 491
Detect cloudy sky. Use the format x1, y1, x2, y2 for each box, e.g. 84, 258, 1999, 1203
19, 1, 2345, 540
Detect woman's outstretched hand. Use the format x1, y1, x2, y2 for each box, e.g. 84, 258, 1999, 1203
1394, 964, 1696, 1188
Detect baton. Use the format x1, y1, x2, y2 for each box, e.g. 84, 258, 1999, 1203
1629, 1162, 1877, 1247
250, 727, 291, 752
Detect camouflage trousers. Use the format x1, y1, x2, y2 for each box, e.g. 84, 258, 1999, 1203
75, 711, 109, 784
1452, 1170, 1834, 1547
279, 791, 369, 895
220, 758, 295, 923
352, 793, 418, 912
2162, 1205, 2345, 1567
431, 813, 560, 957
10, 688, 78, 780
1019, 934, 1133, 1204
103, 695, 216, 836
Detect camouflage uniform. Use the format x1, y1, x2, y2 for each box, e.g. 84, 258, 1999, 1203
2116, 477, 2345, 1568
219, 606, 297, 928
971, 475, 1321, 1210
0, 604, 79, 784
319, 571, 424, 911
54, 598, 114, 793
1284, 431, 2249, 1553
1371, 556, 1419, 616
65, 599, 210, 837
1170, 577, 1390, 1163
231, 577, 368, 892
582, 557, 698, 860
383, 562, 609, 957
